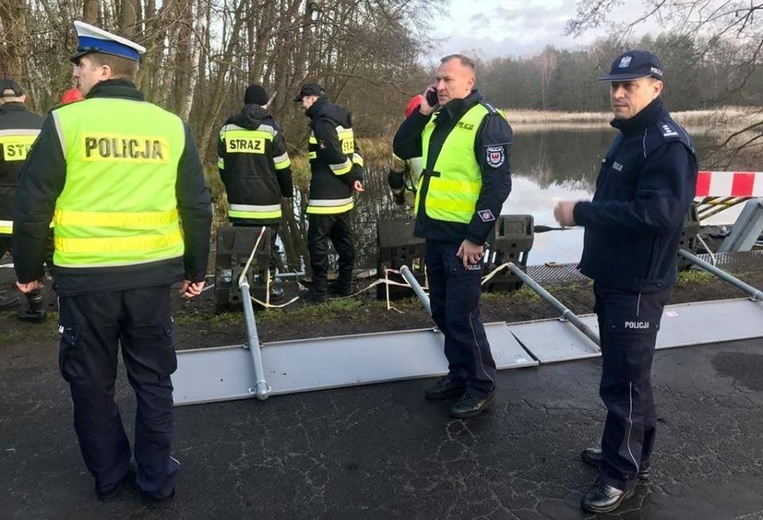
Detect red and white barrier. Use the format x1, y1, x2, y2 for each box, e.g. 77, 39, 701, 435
695, 171, 763, 198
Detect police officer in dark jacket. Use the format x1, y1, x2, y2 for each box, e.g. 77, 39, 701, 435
0, 79, 44, 315
218, 84, 293, 298
294, 83, 364, 303
393, 54, 512, 419
554, 50, 698, 514
13, 21, 212, 503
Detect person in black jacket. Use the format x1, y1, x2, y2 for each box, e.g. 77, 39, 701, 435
294, 83, 363, 303
0, 79, 44, 316
393, 55, 512, 419
13, 21, 212, 503
218, 84, 293, 299
554, 50, 698, 514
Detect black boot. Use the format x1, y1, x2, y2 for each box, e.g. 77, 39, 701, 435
302, 278, 327, 304
0, 290, 20, 309
17, 288, 47, 323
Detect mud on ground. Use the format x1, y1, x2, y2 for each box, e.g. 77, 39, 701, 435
2, 253, 762, 350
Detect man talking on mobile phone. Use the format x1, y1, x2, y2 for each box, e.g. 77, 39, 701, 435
393, 54, 512, 419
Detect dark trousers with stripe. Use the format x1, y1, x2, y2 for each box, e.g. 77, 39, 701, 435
425, 239, 496, 398
594, 282, 671, 491
307, 211, 354, 293
58, 286, 179, 499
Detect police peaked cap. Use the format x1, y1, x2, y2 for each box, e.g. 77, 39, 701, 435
70, 20, 146, 63
598, 49, 664, 82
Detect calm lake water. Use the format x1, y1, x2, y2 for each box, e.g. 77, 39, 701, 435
278, 127, 725, 271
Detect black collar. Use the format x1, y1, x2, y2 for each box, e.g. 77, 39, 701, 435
611, 97, 666, 135
86, 79, 144, 101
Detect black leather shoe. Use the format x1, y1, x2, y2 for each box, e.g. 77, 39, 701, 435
581, 480, 635, 514
581, 448, 651, 480
425, 377, 467, 400
449, 392, 495, 419
139, 487, 175, 508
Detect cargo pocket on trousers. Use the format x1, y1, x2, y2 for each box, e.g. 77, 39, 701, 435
137, 320, 177, 379
58, 324, 84, 383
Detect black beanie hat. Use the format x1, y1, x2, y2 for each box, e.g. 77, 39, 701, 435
244, 84, 269, 105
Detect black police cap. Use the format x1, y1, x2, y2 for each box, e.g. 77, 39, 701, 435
598, 50, 664, 82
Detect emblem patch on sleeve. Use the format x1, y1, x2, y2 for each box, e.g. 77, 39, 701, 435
478, 209, 495, 222
485, 145, 505, 168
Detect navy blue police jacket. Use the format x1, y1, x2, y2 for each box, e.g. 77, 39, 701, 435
392, 89, 512, 245
573, 97, 698, 293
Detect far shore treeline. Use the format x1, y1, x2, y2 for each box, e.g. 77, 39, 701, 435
1, 1, 761, 171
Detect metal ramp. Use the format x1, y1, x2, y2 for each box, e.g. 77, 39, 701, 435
173, 298, 763, 406
508, 298, 763, 363
174, 322, 536, 405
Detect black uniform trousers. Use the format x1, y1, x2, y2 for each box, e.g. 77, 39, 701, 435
307, 211, 354, 293
426, 239, 496, 398
58, 286, 179, 499
594, 281, 671, 491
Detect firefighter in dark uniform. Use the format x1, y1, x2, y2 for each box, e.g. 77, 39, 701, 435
393, 54, 512, 419
294, 83, 364, 303
218, 84, 293, 299
0, 79, 44, 317
13, 21, 212, 503
554, 50, 697, 514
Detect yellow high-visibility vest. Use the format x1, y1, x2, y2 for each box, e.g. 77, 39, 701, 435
416, 103, 489, 224
52, 98, 186, 268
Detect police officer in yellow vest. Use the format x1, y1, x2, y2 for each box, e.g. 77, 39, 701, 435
393, 54, 512, 419
0, 79, 44, 315
294, 83, 364, 303
218, 84, 293, 299
13, 21, 212, 503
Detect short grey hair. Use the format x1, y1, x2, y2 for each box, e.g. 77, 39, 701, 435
440, 54, 476, 73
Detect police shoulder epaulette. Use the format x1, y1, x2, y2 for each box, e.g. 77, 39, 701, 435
658, 120, 680, 139
645, 119, 694, 157
481, 101, 497, 114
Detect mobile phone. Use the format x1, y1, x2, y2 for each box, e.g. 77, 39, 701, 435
425, 89, 438, 107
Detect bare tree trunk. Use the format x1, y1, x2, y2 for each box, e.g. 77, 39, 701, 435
0, 0, 27, 79
181, 0, 206, 120
83, 0, 99, 24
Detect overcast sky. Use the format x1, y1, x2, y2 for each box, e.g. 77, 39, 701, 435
428, 0, 643, 61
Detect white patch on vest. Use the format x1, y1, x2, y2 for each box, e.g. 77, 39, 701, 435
612, 162, 623, 172
485, 145, 505, 168
478, 209, 495, 222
